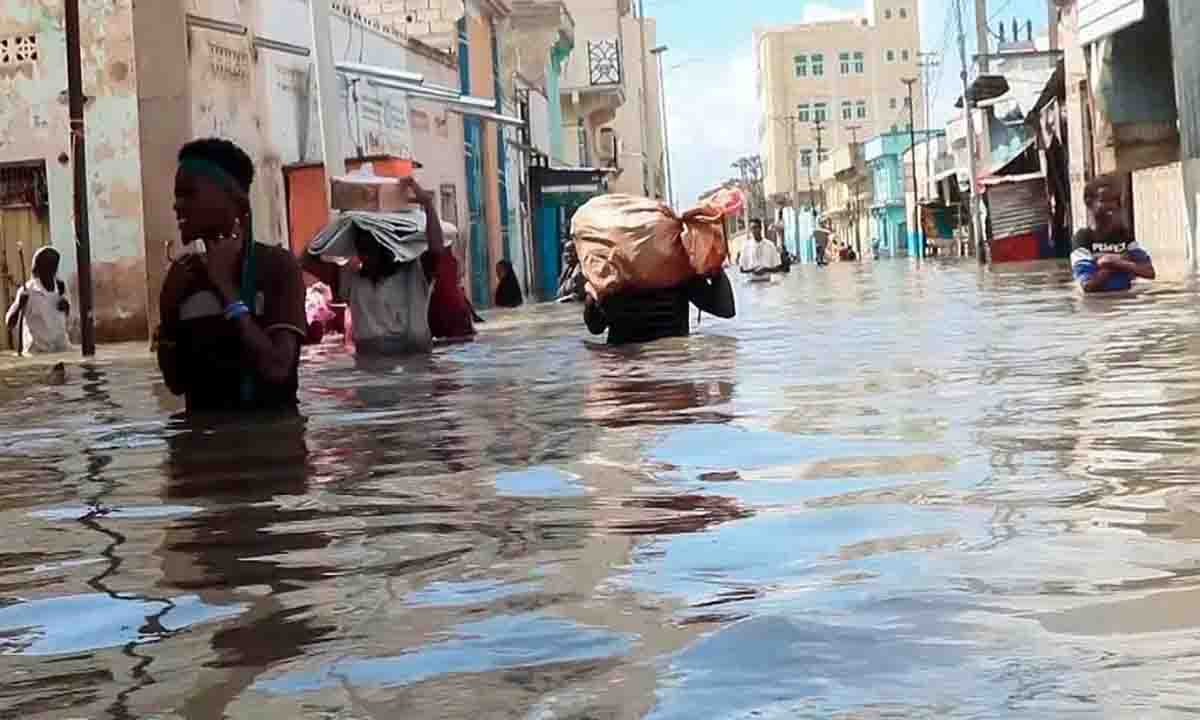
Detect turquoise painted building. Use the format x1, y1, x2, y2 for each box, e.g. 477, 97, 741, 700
864, 130, 942, 257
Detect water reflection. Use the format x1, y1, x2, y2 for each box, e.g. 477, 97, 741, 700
6, 262, 1200, 716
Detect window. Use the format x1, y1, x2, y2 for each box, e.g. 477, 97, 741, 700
794, 54, 808, 77
841, 101, 853, 120
884, 9, 892, 19
885, 49, 895, 62
889, 97, 898, 110
840, 52, 851, 75
853, 51, 864, 74
811, 53, 824, 76
813, 102, 828, 123
903, 95, 911, 107
855, 100, 867, 119
819, 149, 830, 163
901, 49, 910, 61
797, 103, 811, 122
899, 8, 907, 18
800, 149, 813, 168
439, 184, 458, 225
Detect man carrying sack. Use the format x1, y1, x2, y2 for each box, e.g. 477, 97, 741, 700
573, 193, 738, 345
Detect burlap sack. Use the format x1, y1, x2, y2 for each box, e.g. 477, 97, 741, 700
571, 195, 728, 301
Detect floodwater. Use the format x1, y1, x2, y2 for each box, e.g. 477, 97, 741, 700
4, 259, 1200, 718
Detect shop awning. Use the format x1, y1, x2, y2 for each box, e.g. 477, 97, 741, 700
368, 78, 525, 127
1079, 0, 1144, 45
933, 167, 959, 183
980, 138, 1039, 179
337, 60, 525, 127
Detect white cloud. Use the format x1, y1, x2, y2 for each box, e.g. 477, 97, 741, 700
664, 48, 758, 206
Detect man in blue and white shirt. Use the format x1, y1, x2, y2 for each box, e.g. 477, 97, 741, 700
1071, 174, 1155, 293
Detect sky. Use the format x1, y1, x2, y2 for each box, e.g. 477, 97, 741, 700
644, 0, 1053, 205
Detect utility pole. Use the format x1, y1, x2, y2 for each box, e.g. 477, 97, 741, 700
974, 0, 990, 74
806, 160, 817, 224
1047, 0, 1059, 50
775, 115, 802, 253
812, 118, 825, 215
902, 77, 923, 257
636, 0, 651, 195
845, 125, 862, 256
650, 46, 673, 205
974, 0, 992, 165
919, 53, 940, 199
956, 0, 985, 262
64, 0, 95, 356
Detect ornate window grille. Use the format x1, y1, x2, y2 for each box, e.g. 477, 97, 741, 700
0, 35, 38, 67
587, 39, 621, 85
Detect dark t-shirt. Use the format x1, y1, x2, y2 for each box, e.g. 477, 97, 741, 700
160, 244, 307, 413
584, 272, 735, 345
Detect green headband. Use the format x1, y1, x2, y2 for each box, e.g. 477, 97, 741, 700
179, 157, 248, 199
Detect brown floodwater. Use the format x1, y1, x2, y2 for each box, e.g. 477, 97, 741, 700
3, 259, 1200, 718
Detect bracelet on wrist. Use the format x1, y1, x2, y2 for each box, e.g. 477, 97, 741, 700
224, 301, 250, 321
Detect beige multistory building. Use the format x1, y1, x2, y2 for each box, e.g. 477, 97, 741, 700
603, 14, 664, 198
755, 0, 924, 204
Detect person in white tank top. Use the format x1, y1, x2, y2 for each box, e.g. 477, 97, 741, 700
5, 247, 70, 354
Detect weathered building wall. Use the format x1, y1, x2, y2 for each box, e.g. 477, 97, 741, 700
606, 16, 662, 198
1, 0, 149, 342
132, 0, 190, 331
1132, 162, 1192, 278
1059, 2, 1093, 234
1167, 0, 1200, 269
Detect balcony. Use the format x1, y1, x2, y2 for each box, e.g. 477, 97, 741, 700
508, 1, 575, 87
586, 38, 621, 85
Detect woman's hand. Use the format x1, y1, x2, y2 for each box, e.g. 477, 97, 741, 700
161, 255, 203, 319
403, 177, 435, 208
203, 234, 243, 303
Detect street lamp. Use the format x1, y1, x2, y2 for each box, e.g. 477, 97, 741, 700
649, 45, 675, 207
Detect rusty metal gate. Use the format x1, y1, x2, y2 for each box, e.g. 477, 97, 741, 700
0, 162, 51, 351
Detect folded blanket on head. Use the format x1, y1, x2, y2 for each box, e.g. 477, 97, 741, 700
306, 210, 428, 265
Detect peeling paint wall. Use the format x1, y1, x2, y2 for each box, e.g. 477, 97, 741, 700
0, 0, 148, 342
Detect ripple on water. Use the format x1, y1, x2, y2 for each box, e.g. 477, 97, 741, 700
0, 593, 246, 656
253, 613, 634, 694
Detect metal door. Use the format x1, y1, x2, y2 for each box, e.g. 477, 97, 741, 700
0, 163, 51, 351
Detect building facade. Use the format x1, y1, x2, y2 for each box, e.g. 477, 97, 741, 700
756, 1, 924, 205
604, 15, 664, 198
864, 130, 938, 256
819, 143, 872, 258
557, 0, 629, 169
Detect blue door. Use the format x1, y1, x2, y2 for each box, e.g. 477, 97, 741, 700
458, 19, 490, 306
536, 206, 560, 300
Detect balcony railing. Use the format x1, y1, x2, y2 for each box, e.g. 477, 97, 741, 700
587, 38, 621, 85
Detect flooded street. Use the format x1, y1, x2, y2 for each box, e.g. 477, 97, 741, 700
6, 259, 1200, 718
